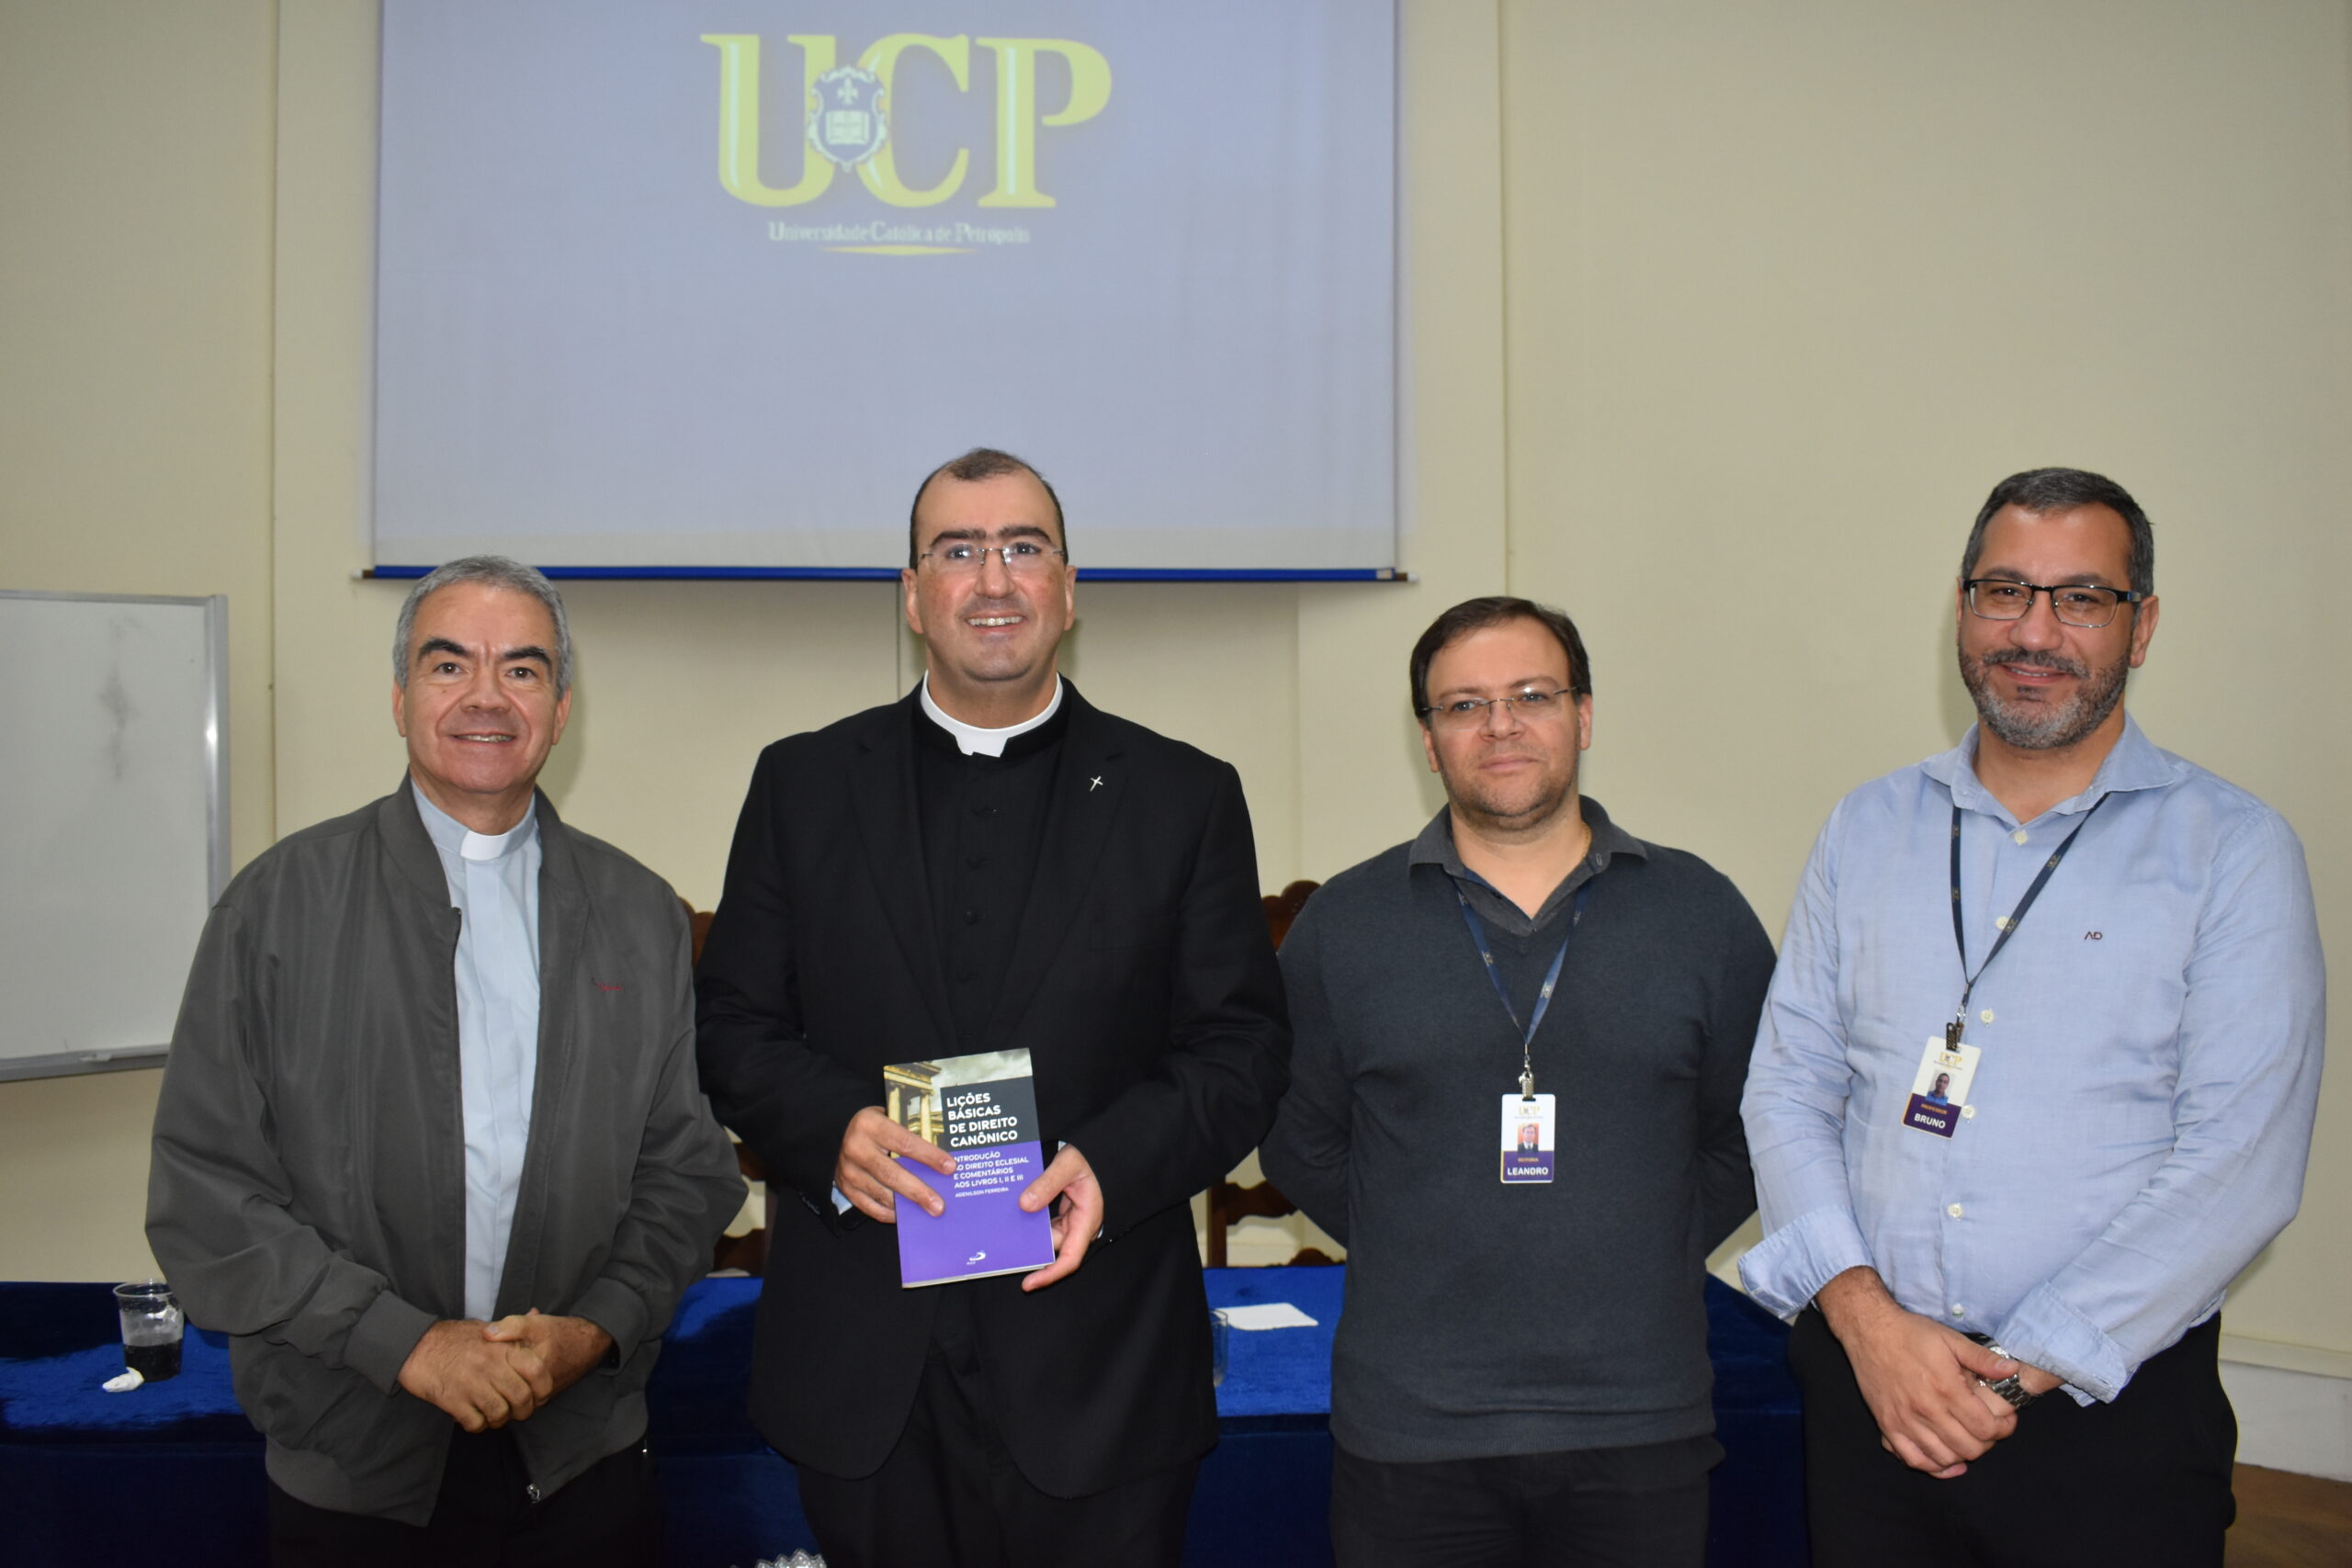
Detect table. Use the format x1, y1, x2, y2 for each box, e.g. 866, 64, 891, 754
2, 1270, 1803, 1566
1200, 1270, 1808, 1568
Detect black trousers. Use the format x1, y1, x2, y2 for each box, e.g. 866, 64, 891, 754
266, 1427, 662, 1568
795, 1291, 1200, 1568
1790, 1308, 2236, 1568
1328, 1433, 1720, 1568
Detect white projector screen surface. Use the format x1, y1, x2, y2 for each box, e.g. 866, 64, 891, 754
375, 2, 1396, 577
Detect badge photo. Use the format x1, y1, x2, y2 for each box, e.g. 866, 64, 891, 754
1902, 1038, 1981, 1139
1499, 1093, 1556, 1184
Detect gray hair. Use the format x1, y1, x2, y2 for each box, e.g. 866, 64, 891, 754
391, 556, 574, 695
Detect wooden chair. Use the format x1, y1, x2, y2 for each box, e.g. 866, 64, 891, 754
1204, 1177, 1340, 1268
1204, 881, 1332, 1267
688, 899, 776, 1274
710, 1139, 773, 1275
1260, 879, 1320, 951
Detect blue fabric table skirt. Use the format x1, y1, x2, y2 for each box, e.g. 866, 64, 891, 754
1201, 1269, 1807, 1568
2, 1269, 1803, 1567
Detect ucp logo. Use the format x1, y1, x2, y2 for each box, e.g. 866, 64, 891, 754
702, 34, 1112, 209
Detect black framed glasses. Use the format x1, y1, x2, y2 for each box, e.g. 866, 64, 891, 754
1418, 687, 1581, 731
917, 541, 1068, 576
1963, 578, 2146, 630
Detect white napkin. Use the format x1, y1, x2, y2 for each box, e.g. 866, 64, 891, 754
1217, 1303, 1318, 1330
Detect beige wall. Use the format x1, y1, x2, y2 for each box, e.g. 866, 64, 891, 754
3, 0, 2344, 1360
0, 0, 277, 1280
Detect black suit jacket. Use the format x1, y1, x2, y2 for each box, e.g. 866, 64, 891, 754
695, 684, 1289, 1494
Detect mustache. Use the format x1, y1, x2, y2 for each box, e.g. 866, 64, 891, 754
1979, 649, 2087, 679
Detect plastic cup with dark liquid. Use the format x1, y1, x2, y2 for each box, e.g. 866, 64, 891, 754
114, 1280, 184, 1382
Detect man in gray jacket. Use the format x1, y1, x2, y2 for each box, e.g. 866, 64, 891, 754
147, 557, 742, 1566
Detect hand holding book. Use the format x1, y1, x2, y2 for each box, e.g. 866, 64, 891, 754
1018, 1144, 1104, 1292
887, 1051, 1059, 1287
835, 1105, 956, 1223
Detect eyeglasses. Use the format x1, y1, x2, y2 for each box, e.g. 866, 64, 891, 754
1418, 687, 1581, 731
917, 541, 1068, 577
1963, 578, 2146, 630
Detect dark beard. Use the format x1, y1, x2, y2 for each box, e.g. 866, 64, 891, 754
1959, 647, 2129, 750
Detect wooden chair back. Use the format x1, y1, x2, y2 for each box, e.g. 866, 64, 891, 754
1208, 880, 1329, 1266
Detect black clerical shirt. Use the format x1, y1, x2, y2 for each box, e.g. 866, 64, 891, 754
911, 698, 1070, 1045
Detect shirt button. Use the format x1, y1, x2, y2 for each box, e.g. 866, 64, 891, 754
1994, 916, 2009, 930
2012, 829, 2029, 844
1960, 1104, 1976, 1120
1950, 1304, 1966, 1318
956, 969, 975, 983
1947, 1203, 1964, 1218
966, 853, 986, 869
972, 802, 996, 818
1980, 1010, 1995, 1023
961, 908, 980, 925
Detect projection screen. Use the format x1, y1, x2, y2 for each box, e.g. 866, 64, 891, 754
373, 1, 1397, 579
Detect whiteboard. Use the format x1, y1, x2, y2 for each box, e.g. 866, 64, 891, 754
0, 592, 228, 1081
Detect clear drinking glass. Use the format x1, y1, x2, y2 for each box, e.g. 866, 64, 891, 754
114, 1280, 184, 1382
1210, 1307, 1232, 1388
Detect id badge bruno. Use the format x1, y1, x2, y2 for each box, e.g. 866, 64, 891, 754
1901, 1038, 1980, 1138
1500, 1094, 1556, 1183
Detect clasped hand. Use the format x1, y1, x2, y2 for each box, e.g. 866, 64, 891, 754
396, 1311, 614, 1432
1818, 1267, 2058, 1479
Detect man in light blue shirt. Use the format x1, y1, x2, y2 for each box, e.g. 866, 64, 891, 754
1741, 468, 2324, 1568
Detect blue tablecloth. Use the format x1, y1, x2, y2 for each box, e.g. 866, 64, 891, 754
2, 1270, 1804, 1566
1201, 1269, 1806, 1568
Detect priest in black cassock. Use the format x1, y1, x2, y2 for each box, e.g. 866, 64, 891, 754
695, 447, 1290, 1568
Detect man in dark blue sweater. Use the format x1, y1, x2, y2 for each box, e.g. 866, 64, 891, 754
1261, 595, 1775, 1568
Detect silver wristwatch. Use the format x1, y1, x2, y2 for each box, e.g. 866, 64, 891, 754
1980, 1344, 2039, 1410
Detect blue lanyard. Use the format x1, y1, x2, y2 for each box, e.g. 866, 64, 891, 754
1945, 794, 2109, 1047
1455, 882, 1591, 1098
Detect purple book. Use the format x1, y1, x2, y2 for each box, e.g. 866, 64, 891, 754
888, 1049, 1057, 1288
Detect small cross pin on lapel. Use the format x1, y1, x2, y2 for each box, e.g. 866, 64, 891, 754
1089, 775, 1105, 792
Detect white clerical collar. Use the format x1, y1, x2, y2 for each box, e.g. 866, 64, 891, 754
414, 785, 539, 863
920, 674, 1065, 758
